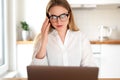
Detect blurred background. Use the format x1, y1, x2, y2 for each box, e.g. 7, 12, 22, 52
0, 0, 120, 78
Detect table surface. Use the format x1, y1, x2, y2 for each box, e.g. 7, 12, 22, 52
17, 40, 120, 44
0, 78, 120, 80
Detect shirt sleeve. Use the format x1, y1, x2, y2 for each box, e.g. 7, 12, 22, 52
31, 56, 48, 66
30, 38, 48, 66
80, 34, 97, 67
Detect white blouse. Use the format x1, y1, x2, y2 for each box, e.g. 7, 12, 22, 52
31, 30, 96, 67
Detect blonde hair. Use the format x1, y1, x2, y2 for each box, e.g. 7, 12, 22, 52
46, 0, 79, 32
33, 0, 79, 52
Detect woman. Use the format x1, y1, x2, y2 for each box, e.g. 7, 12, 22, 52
31, 0, 96, 67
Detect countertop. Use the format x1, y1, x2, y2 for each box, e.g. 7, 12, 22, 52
17, 40, 120, 44
0, 78, 120, 80
90, 40, 120, 44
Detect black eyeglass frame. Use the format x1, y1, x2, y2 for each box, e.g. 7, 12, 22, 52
48, 13, 69, 22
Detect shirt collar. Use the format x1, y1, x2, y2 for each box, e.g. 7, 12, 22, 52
51, 29, 70, 36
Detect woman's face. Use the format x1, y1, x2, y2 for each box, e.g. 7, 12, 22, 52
48, 6, 70, 32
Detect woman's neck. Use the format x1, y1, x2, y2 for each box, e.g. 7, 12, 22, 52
58, 29, 67, 44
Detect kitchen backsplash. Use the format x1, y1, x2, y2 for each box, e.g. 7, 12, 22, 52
72, 5, 120, 40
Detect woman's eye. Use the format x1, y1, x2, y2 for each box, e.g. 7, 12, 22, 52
52, 16, 57, 19
60, 14, 66, 18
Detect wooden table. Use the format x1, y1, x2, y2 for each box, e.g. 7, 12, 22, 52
0, 78, 120, 80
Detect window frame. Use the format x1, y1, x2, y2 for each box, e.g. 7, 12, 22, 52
0, 0, 9, 76
0, 0, 3, 66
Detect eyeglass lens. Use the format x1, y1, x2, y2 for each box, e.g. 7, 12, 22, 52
49, 13, 69, 22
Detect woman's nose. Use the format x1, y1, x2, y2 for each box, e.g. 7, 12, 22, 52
56, 17, 61, 23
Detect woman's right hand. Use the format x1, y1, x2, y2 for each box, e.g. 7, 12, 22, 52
41, 17, 50, 46
36, 17, 50, 59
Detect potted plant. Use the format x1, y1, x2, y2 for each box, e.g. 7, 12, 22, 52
21, 21, 30, 41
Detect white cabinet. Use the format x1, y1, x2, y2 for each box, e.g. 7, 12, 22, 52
91, 44, 101, 67
68, 0, 120, 4
16, 44, 33, 77
91, 44, 120, 78
100, 45, 120, 78
91, 44, 102, 78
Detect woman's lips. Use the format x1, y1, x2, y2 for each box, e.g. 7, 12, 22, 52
56, 25, 63, 28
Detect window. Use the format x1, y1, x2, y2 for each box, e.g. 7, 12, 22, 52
0, 0, 8, 76
0, 0, 4, 66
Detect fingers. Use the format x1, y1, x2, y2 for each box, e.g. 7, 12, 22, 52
45, 23, 50, 33
41, 17, 50, 33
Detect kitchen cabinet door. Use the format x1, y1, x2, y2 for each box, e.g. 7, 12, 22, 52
91, 44, 102, 78
16, 44, 33, 77
68, 0, 120, 4
100, 45, 120, 78
91, 44, 101, 67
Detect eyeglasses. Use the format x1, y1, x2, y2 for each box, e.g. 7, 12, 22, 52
49, 13, 69, 23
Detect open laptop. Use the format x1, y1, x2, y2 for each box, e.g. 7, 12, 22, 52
27, 66, 99, 80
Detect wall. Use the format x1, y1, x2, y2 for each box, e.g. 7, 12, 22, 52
6, 0, 17, 71
16, 0, 49, 41
16, 1, 120, 41
72, 6, 120, 40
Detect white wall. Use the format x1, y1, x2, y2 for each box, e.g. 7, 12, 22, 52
6, 0, 17, 71
72, 7, 120, 40
16, 0, 26, 41
16, 1, 120, 41
16, 0, 49, 41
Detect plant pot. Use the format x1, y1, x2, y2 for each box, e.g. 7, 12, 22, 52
22, 30, 30, 41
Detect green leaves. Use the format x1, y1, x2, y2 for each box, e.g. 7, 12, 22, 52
21, 21, 29, 31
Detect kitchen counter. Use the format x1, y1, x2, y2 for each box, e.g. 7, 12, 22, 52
0, 78, 120, 80
17, 40, 120, 44
90, 40, 120, 44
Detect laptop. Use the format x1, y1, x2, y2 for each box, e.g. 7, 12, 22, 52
27, 66, 99, 80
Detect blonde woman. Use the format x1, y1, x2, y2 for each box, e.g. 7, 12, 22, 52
31, 0, 96, 67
